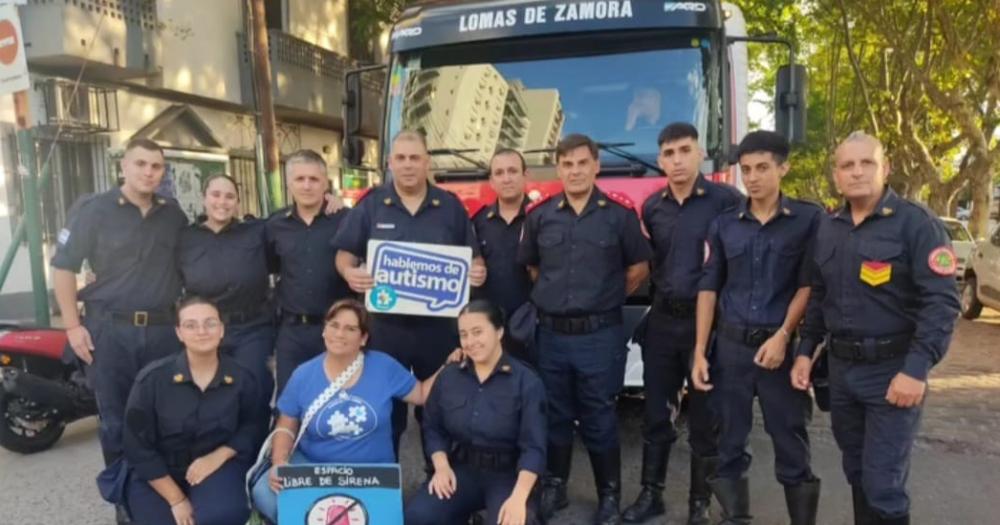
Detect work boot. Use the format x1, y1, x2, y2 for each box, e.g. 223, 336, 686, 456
851, 485, 880, 525
878, 515, 909, 525
708, 476, 752, 525
539, 445, 573, 521
688, 455, 717, 525
622, 442, 669, 522
784, 477, 821, 525
589, 447, 623, 525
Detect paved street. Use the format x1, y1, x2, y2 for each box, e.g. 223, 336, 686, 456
2, 312, 999, 524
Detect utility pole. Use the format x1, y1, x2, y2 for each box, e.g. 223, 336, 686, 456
248, 0, 283, 212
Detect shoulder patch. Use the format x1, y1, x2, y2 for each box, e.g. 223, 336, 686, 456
526, 193, 554, 214
605, 191, 636, 211
928, 246, 958, 276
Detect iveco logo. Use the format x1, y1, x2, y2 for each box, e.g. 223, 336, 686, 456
664, 2, 707, 12
392, 27, 423, 39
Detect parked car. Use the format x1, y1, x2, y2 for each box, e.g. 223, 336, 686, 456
941, 217, 975, 283
961, 224, 1000, 319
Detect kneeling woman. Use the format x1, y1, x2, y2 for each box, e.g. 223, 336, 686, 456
406, 300, 547, 525
251, 298, 436, 522
123, 295, 263, 525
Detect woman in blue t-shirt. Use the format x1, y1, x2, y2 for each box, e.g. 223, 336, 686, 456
250, 298, 439, 522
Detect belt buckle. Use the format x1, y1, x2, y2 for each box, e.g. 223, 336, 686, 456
746, 329, 768, 347
300, 314, 309, 324
133, 311, 149, 327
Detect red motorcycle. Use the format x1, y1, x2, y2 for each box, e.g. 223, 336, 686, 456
0, 324, 96, 453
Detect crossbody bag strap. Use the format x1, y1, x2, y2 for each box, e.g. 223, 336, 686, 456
293, 352, 365, 451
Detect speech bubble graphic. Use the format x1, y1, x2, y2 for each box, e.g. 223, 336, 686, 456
367, 241, 471, 316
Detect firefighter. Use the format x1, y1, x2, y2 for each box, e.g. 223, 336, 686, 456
518, 133, 652, 525
794, 132, 960, 525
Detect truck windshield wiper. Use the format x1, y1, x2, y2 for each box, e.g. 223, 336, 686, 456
525, 142, 663, 176
427, 148, 487, 170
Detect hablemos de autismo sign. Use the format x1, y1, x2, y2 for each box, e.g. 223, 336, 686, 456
365, 240, 472, 318
277, 463, 402, 524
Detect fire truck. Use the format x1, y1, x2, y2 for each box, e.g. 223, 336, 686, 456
342, 0, 806, 389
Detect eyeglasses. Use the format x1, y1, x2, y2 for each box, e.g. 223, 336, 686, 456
179, 319, 222, 332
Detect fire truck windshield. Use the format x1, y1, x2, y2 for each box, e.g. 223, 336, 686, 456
385, 32, 720, 174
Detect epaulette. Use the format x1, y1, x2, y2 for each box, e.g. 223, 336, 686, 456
604, 190, 636, 211
525, 193, 554, 214
268, 206, 292, 219
134, 354, 174, 384
465, 199, 487, 219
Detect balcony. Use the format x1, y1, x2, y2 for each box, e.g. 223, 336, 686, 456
37, 78, 120, 133
19, 0, 160, 80
238, 30, 383, 134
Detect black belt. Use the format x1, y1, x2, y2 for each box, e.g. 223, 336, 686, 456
538, 310, 622, 335
220, 307, 266, 325
280, 312, 325, 326
829, 334, 910, 362
91, 309, 173, 327
716, 321, 782, 348
653, 296, 696, 319
452, 444, 518, 472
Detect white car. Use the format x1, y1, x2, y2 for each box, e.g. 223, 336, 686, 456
961, 224, 1000, 319
941, 217, 974, 283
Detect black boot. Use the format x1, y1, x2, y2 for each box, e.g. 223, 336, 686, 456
708, 476, 751, 525
784, 478, 821, 525
540, 445, 573, 521
622, 442, 669, 522
878, 515, 909, 525
589, 448, 623, 525
851, 485, 879, 525
688, 455, 717, 525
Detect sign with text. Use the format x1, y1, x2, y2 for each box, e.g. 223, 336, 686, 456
0, 4, 29, 96
365, 240, 472, 318
277, 463, 403, 525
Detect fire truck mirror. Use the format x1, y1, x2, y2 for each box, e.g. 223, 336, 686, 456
775, 64, 808, 144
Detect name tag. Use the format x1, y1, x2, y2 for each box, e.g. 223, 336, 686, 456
376, 223, 396, 230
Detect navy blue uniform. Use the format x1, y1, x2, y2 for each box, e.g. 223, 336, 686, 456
640, 176, 740, 452
471, 198, 534, 362
123, 352, 261, 525
50, 188, 187, 464
797, 188, 960, 519
265, 207, 350, 394
179, 219, 274, 440
406, 355, 547, 525
699, 196, 821, 486
518, 188, 651, 453
332, 183, 479, 451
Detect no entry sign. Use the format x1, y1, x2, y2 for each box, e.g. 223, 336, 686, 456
0, 4, 28, 96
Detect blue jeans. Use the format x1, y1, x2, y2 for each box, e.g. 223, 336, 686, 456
250, 450, 309, 523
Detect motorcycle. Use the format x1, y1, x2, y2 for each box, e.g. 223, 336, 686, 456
0, 323, 96, 454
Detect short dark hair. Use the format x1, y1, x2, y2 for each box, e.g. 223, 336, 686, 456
458, 299, 506, 330
324, 298, 370, 337
556, 133, 599, 161
175, 294, 220, 326
125, 138, 164, 157
490, 148, 526, 172
201, 174, 239, 197
657, 122, 699, 146
737, 130, 790, 165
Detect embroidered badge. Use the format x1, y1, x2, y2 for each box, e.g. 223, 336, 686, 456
860, 261, 892, 286
173, 374, 184, 383
223, 375, 234, 385
57, 228, 71, 245
928, 246, 958, 276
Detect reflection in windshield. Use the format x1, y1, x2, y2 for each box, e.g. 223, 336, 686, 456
388, 42, 711, 171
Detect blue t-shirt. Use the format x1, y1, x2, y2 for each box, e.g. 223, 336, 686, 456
277, 351, 417, 463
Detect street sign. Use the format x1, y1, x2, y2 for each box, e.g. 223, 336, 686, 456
365, 240, 472, 318
0, 4, 28, 96
277, 463, 403, 525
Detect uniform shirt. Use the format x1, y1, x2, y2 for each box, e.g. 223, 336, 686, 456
50, 188, 188, 311
178, 219, 269, 315
123, 352, 262, 482
423, 354, 547, 475
471, 198, 532, 317
517, 188, 652, 315
277, 351, 417, 464
265, 207, 350, 316
698, 195, 822, 327
331, 183, 479, 261
642, 175, 742, 301
796, 188, 961, 381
